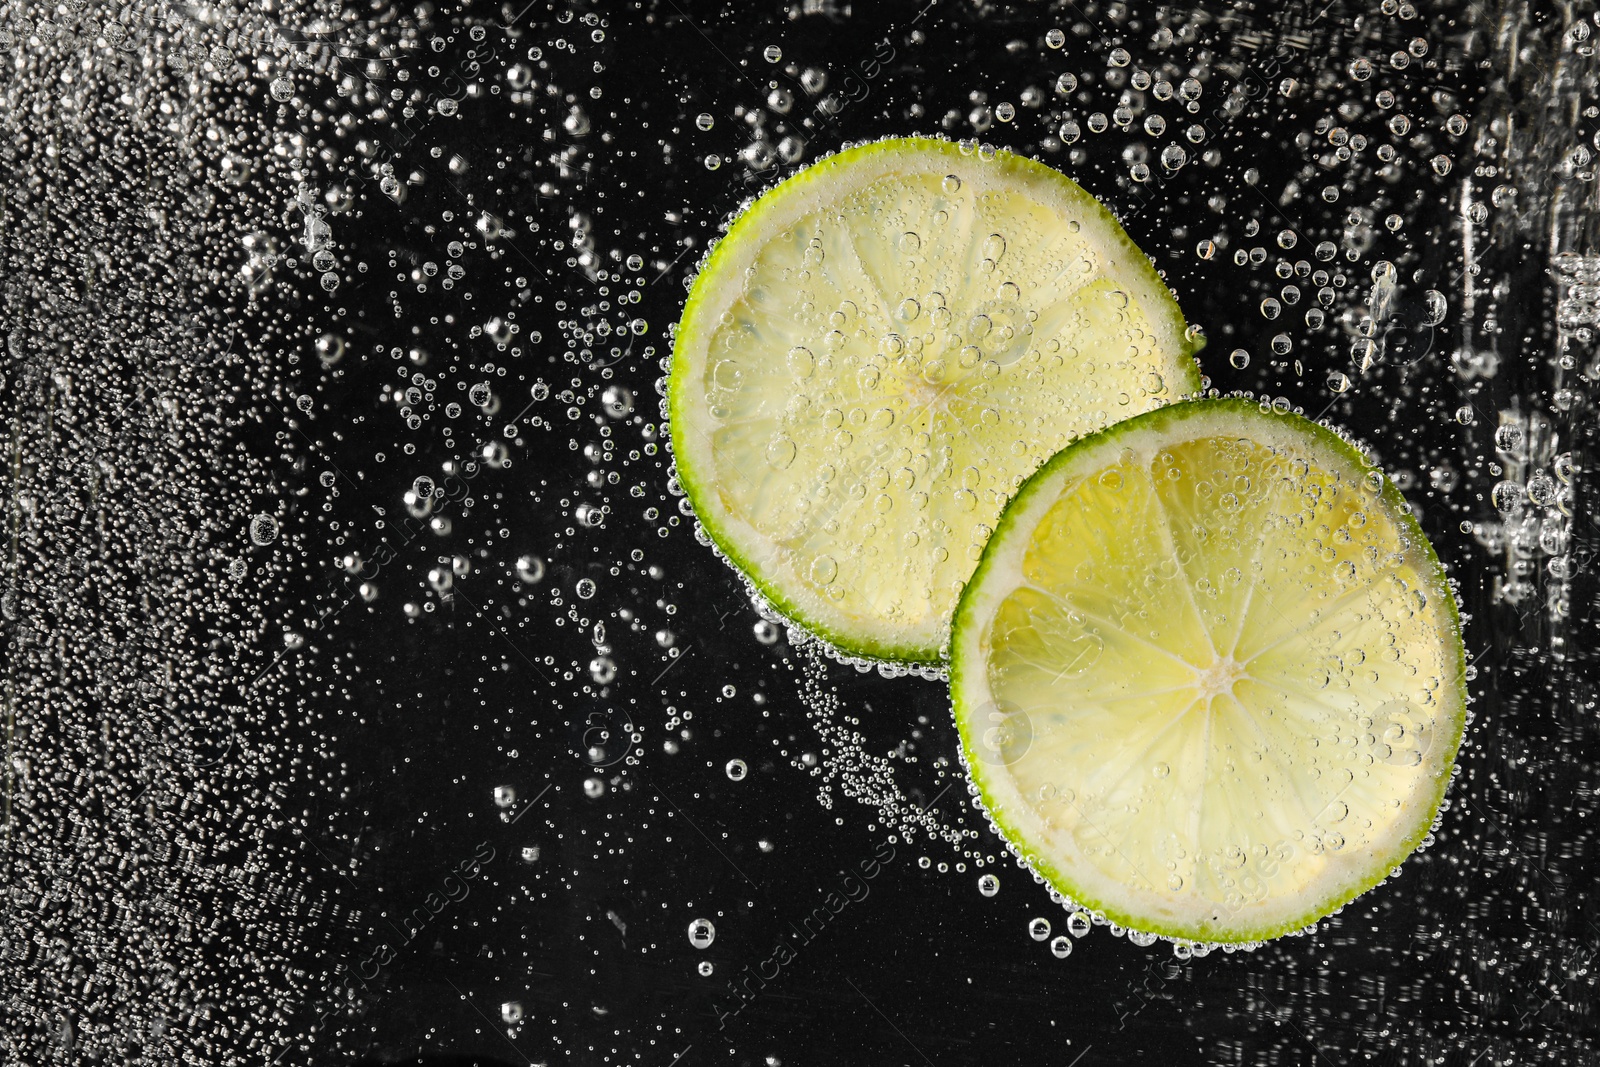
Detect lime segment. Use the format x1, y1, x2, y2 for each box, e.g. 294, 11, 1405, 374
950, 398, 1467, 943
669, 136, 1202, 664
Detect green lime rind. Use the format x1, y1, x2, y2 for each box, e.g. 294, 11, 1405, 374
948, 395, 1468, 944
668, 134, 1205, 667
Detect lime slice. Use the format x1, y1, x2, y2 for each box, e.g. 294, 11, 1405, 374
950, 398, 1467, 944
668, 136, 1203, 664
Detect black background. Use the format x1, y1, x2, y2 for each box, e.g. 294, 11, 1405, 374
267, 2, 1600, 1065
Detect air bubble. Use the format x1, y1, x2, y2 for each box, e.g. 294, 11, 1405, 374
602, 386, 636, 418
1494, 423, 1526, 455
1422, 290, 1447, 325
688, 918, 717, 949
1491, 480, 1526, 513
249, 514, 279, 545
766, 436, 797, 470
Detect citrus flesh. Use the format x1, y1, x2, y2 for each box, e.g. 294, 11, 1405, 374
950, 398, 1467, 943
669, 136, 1203, 664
